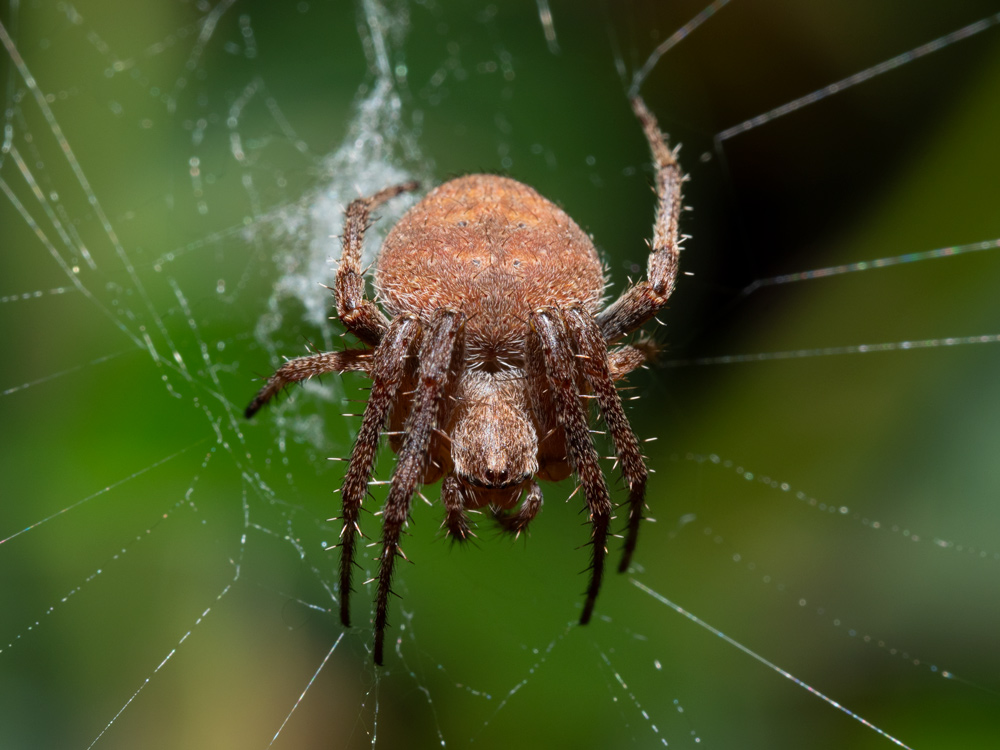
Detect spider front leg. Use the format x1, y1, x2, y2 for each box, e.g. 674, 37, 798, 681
597, 95, 684, 343
564, 307, 648, 573
335, 314, 421, 628
337, 182, 420, 346
529, 308, 613, 625
245, 349, 373, 418
373, 309, 464, 665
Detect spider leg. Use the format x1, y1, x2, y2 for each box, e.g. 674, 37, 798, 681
336, 314, 421, 628
337, 181, 420, 346
608, 344, 651, 381
528, 307, 613, 625
441, 475, 473, 541
245, 349, 373, 418
597, 96, 683, 343
494, 481, 544, 537
373, 309, 464, 665
564, 307, 648, 573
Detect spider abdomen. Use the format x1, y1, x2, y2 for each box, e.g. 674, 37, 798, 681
376, 174, 605, 369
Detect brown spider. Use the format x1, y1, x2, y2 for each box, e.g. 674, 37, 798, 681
246, 96, 682, 664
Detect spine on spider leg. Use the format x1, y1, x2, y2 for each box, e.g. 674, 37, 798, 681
336, 316, 420, 630
372, 310, 464, 665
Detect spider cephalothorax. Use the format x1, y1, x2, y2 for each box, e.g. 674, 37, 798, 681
246, 96, 682, 664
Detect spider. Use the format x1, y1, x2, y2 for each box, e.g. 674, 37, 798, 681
246, 95, 682, 664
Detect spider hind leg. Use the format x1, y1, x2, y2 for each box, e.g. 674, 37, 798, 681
597, 95, 683, 344
336, 181, 420, 346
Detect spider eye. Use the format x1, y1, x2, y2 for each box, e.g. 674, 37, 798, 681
483, 467, 510, 486
468, 466, 524, 490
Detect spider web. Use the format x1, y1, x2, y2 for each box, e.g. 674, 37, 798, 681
2, 0, 999, 748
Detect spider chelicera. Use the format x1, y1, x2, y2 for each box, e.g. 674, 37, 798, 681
246, 95, 682, 664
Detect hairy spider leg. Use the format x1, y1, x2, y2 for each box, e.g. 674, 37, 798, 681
494, 480, 544, 536
607, 345, 648, 380
597, 96, 683, 343
373, 309, 465, 665
337, 181, 420, 346
246, 180, 420, 418
336, 314, 422, 628
528, 307, 613, 625
564, 306, 648, 572
244, 349, 372, 418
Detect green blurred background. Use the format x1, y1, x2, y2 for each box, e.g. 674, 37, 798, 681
2, 1, 999, 748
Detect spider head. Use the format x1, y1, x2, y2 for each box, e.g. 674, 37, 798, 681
450, 372, 538, 506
